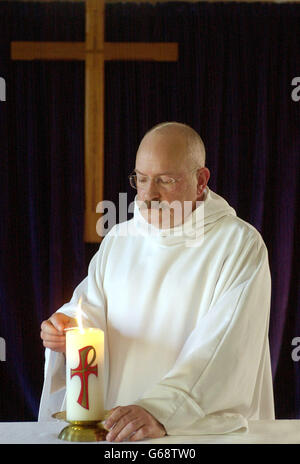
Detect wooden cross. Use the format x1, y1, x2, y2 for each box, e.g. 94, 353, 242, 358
11, 0, 178, 242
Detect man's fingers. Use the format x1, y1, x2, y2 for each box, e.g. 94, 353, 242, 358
128, 422, 165, 441
40, 331, 65, 343
105, 405, 167, 442
40, 319, 62, 336
49, 314, 68, 333
105, 406, 130, 430
40, 314, 75, 353
128, 426, 149, 442
41, 314, 76, 336
110, 418, 144, 442
105, 407, 133, 441
42, 340, 66, 352
106, 413, 136, 441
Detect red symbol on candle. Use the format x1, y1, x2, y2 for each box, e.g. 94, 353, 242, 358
71, 345, 98, 409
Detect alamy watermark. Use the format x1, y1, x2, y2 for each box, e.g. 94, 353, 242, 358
95, 193, 205, 248
291, 337, 300, 362
291, 77, 300, 102
0, 77, 6, 101
0, 337, 6, 361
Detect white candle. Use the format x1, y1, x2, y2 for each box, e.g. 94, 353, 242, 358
66, 327, 104, 422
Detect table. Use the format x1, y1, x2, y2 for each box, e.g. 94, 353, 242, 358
0, 420, 299, 444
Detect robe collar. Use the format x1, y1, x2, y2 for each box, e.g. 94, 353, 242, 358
133, 187, 236, 248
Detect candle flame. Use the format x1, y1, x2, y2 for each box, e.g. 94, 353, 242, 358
76, 297, 84, 333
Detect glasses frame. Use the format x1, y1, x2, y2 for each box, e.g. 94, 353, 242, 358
128, 167, 200, 191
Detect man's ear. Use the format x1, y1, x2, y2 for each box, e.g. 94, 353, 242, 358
197, 167, 210, 196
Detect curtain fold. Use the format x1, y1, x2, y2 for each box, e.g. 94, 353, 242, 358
0, 1, 299, 420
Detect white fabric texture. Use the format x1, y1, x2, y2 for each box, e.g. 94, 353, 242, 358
38, 188, 275, 435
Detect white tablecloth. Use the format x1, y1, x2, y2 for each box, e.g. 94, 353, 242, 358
0, 420, 299, 444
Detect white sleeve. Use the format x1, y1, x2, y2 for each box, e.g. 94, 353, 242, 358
38, 246, 108, 421
133, 236, 274, 435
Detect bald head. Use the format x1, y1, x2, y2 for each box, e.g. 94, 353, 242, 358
134, 122, 210, 227
137, 121, 206, 169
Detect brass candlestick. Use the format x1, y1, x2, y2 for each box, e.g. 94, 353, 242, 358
53, 411, 109, 442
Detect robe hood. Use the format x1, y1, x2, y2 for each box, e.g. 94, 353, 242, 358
132, 187, 236, 247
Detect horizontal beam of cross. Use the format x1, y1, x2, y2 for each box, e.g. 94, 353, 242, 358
11, 42, 178, 62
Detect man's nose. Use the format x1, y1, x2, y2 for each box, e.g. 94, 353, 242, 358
143, 178, 161, 201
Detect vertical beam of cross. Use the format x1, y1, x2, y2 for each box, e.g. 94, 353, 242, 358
84, 0, 104, 242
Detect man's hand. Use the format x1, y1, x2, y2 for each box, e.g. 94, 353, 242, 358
40, 313, 77, 353
104, 405, 166, 442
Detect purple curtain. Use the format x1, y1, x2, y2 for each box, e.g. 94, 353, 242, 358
0, 1, 86, 420
0, 1, 299, 420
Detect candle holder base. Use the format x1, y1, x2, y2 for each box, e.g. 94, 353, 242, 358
58, 423, 107, 442
53, 411, 108, 442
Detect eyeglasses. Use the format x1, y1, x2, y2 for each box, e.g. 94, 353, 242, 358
128, 167, 200, 192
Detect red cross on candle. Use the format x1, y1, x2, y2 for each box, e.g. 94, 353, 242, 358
71, 345, 98, 410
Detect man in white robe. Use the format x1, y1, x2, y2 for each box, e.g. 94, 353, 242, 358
39, 122, 274, 441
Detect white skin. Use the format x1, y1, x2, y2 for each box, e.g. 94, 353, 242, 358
135, 128, 210, 228
40, 126, 210, 442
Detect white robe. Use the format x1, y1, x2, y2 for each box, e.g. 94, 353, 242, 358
38, 188, 274, 435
